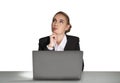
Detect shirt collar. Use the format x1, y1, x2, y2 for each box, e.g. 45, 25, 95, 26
55, 35, 67, 51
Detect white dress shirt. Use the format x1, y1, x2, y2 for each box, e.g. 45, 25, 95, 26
47, 35, 67, 51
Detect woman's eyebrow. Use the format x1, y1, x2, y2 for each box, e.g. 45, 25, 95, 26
60, 19, 64, 22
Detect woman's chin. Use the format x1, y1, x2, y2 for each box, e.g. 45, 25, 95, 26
52, 31, 58, 34
52, 31, 63, 35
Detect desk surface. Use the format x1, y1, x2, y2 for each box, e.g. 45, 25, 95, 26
0, 71, 120, 83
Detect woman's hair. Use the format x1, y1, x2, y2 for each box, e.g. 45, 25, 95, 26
53, 11, 72, 33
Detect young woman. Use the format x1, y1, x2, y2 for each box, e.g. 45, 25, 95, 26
38, 11, 84, 70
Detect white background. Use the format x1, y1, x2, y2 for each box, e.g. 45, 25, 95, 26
0, 0, 120, 71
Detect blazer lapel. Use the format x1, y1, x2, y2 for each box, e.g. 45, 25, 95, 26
64, 35, 70, 50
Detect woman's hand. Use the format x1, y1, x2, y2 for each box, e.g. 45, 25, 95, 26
48, 33, 57, 48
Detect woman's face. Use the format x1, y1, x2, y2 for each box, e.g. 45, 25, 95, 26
51, 14, 70, 35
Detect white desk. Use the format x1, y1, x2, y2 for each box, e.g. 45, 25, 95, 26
0, 71, 120, 83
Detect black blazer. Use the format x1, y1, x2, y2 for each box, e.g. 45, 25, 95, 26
38, 35, 80, 51
38, 35, 84, 71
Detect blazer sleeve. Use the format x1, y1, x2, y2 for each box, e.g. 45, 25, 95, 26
38, 37, 50, 51
75, 37, 80, 50
75, 37, 84, 71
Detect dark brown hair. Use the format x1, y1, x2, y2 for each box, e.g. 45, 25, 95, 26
53, 11, 72, 33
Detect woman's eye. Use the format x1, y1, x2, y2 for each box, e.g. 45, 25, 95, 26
60, 20, 64, 23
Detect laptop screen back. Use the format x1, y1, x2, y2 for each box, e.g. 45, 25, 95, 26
32, 51, 83, 80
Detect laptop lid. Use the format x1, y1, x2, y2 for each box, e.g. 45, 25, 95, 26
32, 51, 83, 80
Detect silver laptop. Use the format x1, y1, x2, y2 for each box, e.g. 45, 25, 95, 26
32, 51, 83, 80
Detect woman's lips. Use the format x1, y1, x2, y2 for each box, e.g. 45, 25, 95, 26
53, 27, 57, 31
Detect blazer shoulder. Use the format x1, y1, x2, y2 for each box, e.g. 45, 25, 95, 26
39, 36, 50, 43
66, 35, 79, 41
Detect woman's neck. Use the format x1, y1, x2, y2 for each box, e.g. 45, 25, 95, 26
56, 34, 65, 45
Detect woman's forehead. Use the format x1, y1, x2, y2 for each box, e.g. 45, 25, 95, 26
54, 14, 67, 20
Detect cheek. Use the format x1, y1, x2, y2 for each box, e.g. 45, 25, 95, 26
64, 27, 68, 30
61, 27, 67, 33
64, 25, 68, 31
51, 23, 54, 27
